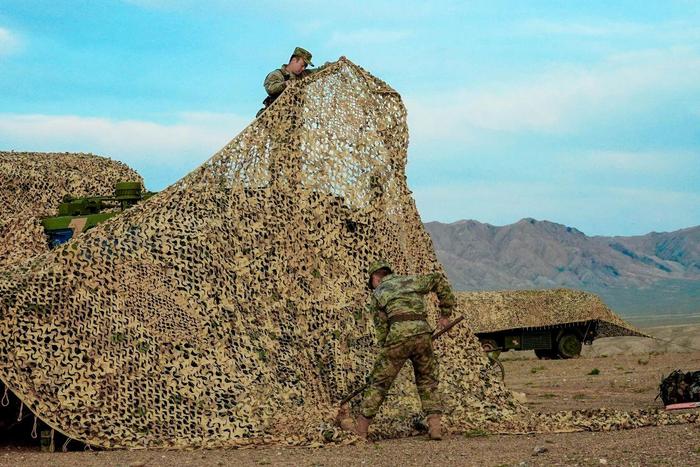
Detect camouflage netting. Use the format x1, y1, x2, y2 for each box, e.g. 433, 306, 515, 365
0, 60, 695, 449
457, 289, 649, 338
0, 151, 143, 269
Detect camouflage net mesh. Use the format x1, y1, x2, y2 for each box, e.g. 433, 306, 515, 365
0, 60, 695, 449
0, 151, 142, 269
457, 289, 648, 338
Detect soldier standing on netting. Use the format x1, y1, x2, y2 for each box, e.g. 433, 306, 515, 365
339, 259, 456, 440
256, 47, 332, 117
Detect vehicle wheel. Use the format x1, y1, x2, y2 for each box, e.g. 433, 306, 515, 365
534, 349, 557, 360
480, 339, 499, 352
486, 355, 505, 381
557, 333, 582, 359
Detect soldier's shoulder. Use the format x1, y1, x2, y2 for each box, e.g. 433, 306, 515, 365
382, 273, 405, 283
398, 273, 425, 282
265, 67, 286, 79
384, 274, 417, 287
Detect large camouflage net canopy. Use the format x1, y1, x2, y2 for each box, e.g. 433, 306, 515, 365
0, 151, 142, 269
457, 289, 648, 338
0, 59, 695, 449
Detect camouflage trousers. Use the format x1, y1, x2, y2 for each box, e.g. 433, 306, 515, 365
359, 332, 442, 418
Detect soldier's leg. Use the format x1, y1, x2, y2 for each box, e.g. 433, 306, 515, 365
410, 334, 443, 415
359, 343, 409, 419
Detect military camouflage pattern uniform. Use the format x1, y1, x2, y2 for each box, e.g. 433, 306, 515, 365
262, 66, 315, 104
258, 47, 328, 116
359, 272, 456, 418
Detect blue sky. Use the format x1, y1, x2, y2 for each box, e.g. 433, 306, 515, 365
1, 1, 699, 236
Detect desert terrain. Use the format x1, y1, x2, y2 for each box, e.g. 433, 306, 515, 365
2, 324, 699, 467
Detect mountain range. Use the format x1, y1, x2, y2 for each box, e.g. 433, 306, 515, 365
425, 219, 700, 325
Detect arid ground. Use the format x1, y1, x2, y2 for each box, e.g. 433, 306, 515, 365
2, 324, 699, 467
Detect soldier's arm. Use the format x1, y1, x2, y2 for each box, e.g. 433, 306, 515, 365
366, 296, 388, 346
417, 273, 456, 318
264, 70, 287, 96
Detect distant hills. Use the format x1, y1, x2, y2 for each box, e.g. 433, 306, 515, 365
425, 219, 700, 325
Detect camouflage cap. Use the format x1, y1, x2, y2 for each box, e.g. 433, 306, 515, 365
292, 46, 314, 67
367, 259, 392, 288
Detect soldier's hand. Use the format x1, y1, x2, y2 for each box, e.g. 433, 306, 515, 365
437, 316, 451, 331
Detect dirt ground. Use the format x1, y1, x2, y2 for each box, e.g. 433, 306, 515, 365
2, 325, 699, 467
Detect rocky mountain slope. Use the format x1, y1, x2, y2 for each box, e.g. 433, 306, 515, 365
425, 219, 700, 323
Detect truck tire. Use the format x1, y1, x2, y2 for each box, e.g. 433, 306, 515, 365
557, 332, 582, 359
480, 339, 499, 352
486, 356, 505, 381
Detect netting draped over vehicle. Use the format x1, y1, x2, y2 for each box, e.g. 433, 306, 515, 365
0, 59, 530, 448
0, 59, 695, 449
457, 289, 648, 338
0, 151, 142, 269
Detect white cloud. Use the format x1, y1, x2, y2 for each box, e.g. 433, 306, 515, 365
328, 29, 410, 47
518, 19, 650, 37
572, 150, 695, 174
517, 18, 700, 43
0, 112, 249, 186
405, 48, 700, 143
0, 27, 21, 56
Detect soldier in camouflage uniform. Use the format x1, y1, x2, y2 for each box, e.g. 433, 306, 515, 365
341, 259, 456, 440
256, 47, 330, 117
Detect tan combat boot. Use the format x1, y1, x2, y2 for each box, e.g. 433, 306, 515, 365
355, 414, 371, 440
335, 404, 355, 431
427, 414, 442, 440
335, 405, 371, 440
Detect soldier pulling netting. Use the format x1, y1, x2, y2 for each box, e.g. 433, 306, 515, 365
0, 59, 695, 449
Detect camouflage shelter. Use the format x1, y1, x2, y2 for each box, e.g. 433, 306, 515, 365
0, 59, 533, 448
457, 289, 649, 339
0, 60, 694, 449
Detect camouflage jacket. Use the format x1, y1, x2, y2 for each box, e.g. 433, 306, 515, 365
263, 63, 328, 104
366, 273, 455, 347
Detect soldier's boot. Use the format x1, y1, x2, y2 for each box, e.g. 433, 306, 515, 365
335, 404, 356, 432
337, 416, 355, 432
427, 414, 442, 440
335, 405, 371, 440
355, 414, 371, 440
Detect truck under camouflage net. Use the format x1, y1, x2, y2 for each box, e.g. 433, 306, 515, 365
457, 289, 649, 359
41, 181, 155, 248
0, 151, 143, 269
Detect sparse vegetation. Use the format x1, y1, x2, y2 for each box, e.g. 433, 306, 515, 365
588, 368, 600, 375
531, 365, 545, 374
463, 429, 490, 438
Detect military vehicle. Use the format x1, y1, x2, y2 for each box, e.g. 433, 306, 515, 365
457, 289, 648, 360
40, 181, 155, 248
476, 322, 596, 359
